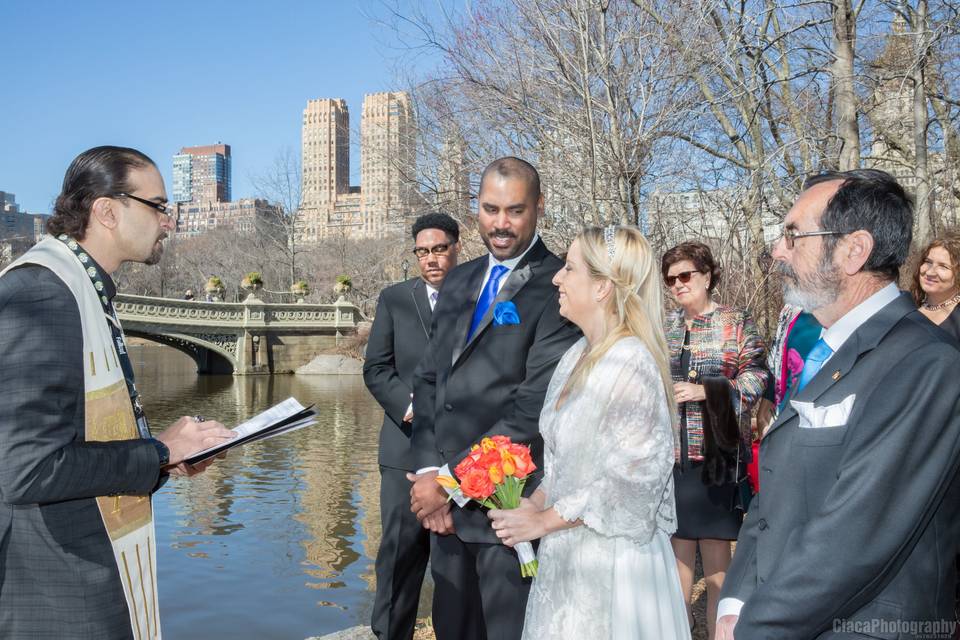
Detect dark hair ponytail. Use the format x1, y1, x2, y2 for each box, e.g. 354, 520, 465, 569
47, 145, 156, 240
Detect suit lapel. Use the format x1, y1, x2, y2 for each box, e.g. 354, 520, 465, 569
410, 279, 432, 340
765, 293, 916, 439
459, 263, 532, 355
767, 333, 860, 437
451, 240, 550, 367
450, 260, 489, 365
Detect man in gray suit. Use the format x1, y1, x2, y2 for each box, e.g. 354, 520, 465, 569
365, 212, 461, 640
718, 169, 960, 639
0, 146, 235, 638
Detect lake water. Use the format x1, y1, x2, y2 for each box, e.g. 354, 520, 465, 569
132, 345, 429, 639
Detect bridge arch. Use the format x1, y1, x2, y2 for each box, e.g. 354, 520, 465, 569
114, 294, 365, 375
125, 330, 237, 374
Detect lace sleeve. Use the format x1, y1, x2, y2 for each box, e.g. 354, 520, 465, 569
551, 341, 675, 544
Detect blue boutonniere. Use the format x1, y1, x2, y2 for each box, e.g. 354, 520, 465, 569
493, 301, 521, 326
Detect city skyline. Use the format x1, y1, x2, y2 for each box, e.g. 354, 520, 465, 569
299, 91, 420, 241
0, 2, 444, 213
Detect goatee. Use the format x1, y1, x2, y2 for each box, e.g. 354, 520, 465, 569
144, 237, 166, 266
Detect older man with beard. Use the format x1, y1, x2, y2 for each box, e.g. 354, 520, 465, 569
717, 169, 960, 639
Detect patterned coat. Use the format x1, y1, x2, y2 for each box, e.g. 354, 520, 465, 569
665, 305, 769, 460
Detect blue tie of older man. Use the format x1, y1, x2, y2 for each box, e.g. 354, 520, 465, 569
467, 265, 509, 342
796, 337, 834, 393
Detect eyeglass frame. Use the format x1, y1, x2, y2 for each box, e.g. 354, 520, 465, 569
115, 192, 171, 217
781, 228, 843, 250
664, 270, 704, 287
412, 243, 452, 259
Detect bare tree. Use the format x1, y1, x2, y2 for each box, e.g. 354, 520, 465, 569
383, 0, 695, 243
250, 147, 307, 289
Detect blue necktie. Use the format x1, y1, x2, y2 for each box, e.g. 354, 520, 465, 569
796, 338, 834, 393
467, 265, 509, 342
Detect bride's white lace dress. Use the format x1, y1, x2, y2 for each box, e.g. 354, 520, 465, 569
522, 337, 691, 640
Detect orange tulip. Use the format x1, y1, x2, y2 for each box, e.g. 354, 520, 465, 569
436, 475, 460, 490
501, 451, 516, 477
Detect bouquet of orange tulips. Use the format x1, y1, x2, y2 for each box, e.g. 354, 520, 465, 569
436, 435, 539, 577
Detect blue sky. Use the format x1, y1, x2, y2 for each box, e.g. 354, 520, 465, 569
0, 1, 440, 212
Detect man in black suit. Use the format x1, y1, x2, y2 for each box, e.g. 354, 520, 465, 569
717, 170, 960, 639
409, 157, 580, 640
365, 213, 462, 640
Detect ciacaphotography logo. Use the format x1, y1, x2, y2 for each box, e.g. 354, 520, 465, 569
832, 617, 958, 639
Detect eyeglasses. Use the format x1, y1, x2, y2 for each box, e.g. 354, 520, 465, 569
664, 270, 703, 287
412, 243, 451, 259
782, 228, 842, 250
115, 192, 171, 217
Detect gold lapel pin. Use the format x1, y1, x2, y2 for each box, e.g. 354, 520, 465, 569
832, 370, 841, 381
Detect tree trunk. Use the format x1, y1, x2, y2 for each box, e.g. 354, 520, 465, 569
910, 0, 934, 243
832, 0, 861, 170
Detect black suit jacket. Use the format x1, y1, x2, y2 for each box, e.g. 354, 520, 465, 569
364, 277, 435, 471
411, 239, 580, 543
722, 293, 960, 638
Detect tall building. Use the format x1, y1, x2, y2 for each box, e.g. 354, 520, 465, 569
301, 98, 350, 211
0, 191, 18, 214
172, 144, 232, 204
295, 92, 420, 242
300, 98, 350, 242
360, 91, 417, 237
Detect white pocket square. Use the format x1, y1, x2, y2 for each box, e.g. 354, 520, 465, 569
790, 394, 856, 429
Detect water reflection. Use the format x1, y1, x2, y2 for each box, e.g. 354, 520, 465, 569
132, 344, 412, 639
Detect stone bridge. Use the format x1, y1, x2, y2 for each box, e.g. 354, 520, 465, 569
114, 294, 365, 375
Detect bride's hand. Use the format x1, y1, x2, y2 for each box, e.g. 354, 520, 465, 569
488, 497, 545, 547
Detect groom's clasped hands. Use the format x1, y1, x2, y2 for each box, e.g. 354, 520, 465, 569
407, 470, 456, 535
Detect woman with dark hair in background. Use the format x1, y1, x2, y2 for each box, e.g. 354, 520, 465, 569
661, 241, 768, 639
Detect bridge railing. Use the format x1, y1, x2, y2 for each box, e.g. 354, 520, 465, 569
114, 294, 366, 332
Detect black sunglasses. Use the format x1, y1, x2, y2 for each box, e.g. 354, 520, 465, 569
664, 270, 703, 287
413, 243, 451, 259
116, 192, 171, 217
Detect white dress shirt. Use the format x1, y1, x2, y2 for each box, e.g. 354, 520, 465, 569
717, 282, 902, 622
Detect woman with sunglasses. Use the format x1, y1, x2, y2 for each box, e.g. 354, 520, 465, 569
660, 241, 768, 639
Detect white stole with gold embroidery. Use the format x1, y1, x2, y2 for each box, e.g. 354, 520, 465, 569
2, 236, 161, 639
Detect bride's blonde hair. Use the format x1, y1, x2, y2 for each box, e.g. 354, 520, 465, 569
562, 226, 677, 424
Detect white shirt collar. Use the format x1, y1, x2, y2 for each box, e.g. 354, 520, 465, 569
424, 282, 439, 309
821, 282, 901, 354
486, 233, 540, 274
